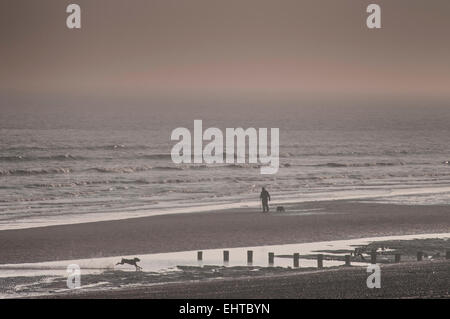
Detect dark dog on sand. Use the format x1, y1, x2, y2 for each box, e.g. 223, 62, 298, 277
276, 206, 285, 212
116, 257, 142, 271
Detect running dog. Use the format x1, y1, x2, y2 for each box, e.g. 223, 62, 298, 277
116, 257, 142, 271
276, 206, 285, 212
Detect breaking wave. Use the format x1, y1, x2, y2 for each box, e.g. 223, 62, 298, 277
0, 168, 72, 176
310, 162, 407, 168
0, 154, 85, 162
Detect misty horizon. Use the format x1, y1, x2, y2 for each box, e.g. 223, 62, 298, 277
2, 0, 450, 105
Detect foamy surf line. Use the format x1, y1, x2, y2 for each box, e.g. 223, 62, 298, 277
2, 186, 450, 231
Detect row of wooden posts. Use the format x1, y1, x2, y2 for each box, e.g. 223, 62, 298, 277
196, 249, 450, 268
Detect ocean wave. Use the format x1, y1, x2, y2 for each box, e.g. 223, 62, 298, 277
1, 144, 163, 155
82, 144, 159, 151
88, 166, 154, 173
88, 165, 188, 173
0, 153, 182, 163
311, 162, 406, 168
0, 153, 184, 162
225, 163, 260, 169
138, 154, 173, 160
152, 166, 185, 171
0, 154, 85, 162
24, 179, 149, 188
0, 168, 72, 176
89, 162, 289, 172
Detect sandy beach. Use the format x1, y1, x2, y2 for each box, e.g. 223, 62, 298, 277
1, 199, 449, 298
0, 200, 449, 265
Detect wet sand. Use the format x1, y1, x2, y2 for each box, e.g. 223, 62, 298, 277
50, 260, 449, 299
0, 200, 449, 264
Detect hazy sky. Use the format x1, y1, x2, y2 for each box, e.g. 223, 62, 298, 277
2, 0, 450, 103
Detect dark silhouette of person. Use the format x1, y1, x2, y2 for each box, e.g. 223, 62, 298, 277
260, 187, 271, 212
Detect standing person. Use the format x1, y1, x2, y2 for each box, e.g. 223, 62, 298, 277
260, 187, 271, 213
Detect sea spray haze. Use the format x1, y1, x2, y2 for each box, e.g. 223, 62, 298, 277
1, 99, 450, 229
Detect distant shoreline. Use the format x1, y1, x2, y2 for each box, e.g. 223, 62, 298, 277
2, 185, 450, 231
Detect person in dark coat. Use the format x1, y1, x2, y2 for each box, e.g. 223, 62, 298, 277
260, 187, 271, 213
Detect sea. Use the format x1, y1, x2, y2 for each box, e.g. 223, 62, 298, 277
1, 100, 450, 229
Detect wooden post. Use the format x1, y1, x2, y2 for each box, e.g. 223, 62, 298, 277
317, 254, 323, 269
370, 250, 377, 264
345, 255, 351, 266
247, 250, 253, 265
293, 253, 299, 268
446, 250, 450, 260
268, 252, 274, 266
223, 250, 229, 263
197, 251, 203, 261
395, 253, 401, 263
417, 251, 423, 261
